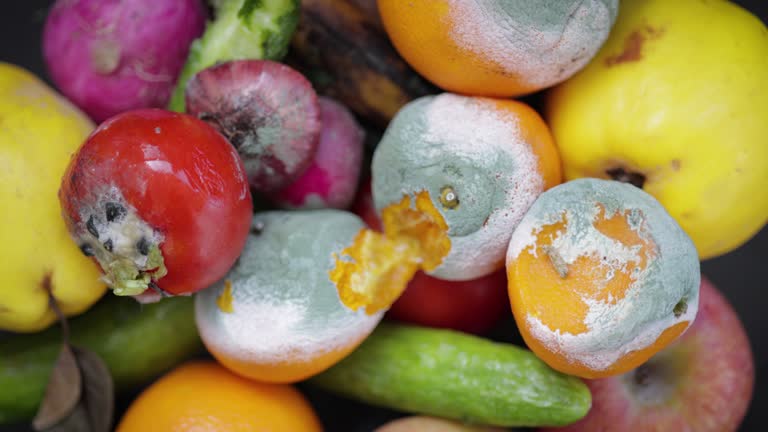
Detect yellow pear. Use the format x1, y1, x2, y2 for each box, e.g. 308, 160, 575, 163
0, 62, 106, 332
546, 0, 768, 259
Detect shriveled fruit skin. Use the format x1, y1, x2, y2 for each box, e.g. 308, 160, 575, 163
0, 62, 106, 332
0, 295, 202, 424
309, 322, 591, 427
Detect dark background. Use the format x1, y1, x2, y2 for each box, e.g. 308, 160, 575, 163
1, 1, 766, 431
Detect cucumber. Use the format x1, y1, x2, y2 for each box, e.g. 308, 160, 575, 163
308, 322, 591, 427
0, 295, 203, 424
167, 0, 301, 112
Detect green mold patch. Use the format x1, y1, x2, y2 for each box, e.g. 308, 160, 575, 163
507, 178, 700, 372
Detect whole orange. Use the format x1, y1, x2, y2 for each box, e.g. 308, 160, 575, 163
377, 0, 618, 97
115, 361, 323, 432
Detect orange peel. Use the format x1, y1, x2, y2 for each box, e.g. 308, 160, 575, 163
330, 190, 451, 314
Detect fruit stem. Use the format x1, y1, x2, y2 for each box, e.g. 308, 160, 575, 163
633, 363, 652, 386
103, 244, 168, 297
542, 245, 569, 278
673, 299, 688, 317
44, 277, 70, 344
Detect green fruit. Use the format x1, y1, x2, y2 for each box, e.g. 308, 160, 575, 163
308, 322, 591, 427
0, 295, 202, 424
168, 0, 301, 112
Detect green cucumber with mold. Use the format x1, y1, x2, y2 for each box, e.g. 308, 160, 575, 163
168, 0, 301, 112
308, 322, 591, 428
0, 295, 202, 424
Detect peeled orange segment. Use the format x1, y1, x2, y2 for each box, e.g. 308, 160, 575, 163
371, 93, 561, 281
506, 178, 700, 378
330, 190, 452, 315
195, 211, 384, 383
330, 228, 421, 315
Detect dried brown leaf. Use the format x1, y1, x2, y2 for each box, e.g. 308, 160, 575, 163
73, 346, 114, 432
41, 404, 90, 432
33, 345, 116, 432
32, 344, 82, 430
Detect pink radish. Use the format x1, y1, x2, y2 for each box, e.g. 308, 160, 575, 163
271, 97, 365, 210
42, 0, 206, 122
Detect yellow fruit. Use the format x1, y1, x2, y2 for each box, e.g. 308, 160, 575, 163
546, 0, 768, 259
0, 62, 106, 332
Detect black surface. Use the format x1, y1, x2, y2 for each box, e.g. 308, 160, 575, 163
1, 1, 766, 431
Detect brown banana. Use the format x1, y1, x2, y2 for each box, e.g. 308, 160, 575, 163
346, 0, 382, 28
286, 0, 437, 128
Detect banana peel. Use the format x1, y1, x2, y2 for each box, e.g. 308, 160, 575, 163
286, 0, 437, 128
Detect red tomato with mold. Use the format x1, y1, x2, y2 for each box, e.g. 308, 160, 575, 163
59, 108, 252, 300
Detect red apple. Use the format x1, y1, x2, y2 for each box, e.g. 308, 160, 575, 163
540, 276, 754, 432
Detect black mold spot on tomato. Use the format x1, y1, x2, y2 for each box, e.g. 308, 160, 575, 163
105, 202, 126, 222
136, 237, 150, 256
86, 216, 99, 238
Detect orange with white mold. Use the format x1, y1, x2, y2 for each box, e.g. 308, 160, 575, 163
195, 211, 390, 383
507, 178, 700, 378
372, 93, 561, 281
378, 0, 618, 97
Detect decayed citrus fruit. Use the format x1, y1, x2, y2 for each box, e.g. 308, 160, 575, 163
372, 93, 561, 281
115, 361, 323, 432
506, 178, 700, 378
195, 210, 403, 383
378, 0, 618, 97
